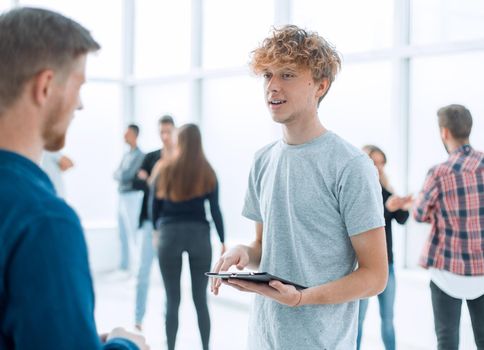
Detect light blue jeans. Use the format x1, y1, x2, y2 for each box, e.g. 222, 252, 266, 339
117, 191, 142, 270
357, 264, 396, 350
135, 220, 155, 325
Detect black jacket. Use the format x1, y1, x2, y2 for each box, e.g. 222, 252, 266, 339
382, 187, 409, 264
132, 149, 162, 227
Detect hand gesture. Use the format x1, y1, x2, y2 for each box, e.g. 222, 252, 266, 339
385, 194, 414, 212
210, 245, 249, 295
137, 169, 148, 180
58, 155, 74, 171
400, 194, 414, 210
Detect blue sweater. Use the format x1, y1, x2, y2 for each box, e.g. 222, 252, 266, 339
0, 150, 137, 350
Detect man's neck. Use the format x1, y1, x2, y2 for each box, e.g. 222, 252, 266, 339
162, 146, 175, 157
446, 139, 470, 153
0, 109, 43, 163
282, 114, 327, 145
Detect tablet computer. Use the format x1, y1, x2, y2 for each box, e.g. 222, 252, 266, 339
205, 271, 307, 290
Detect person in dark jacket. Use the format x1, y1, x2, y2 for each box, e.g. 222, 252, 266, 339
131, 115, 175, 330
0, 7, 147, 350
152, 124, 226, 350
357, 145, 413, 350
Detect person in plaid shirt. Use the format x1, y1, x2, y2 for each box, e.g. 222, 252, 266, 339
414, 104, 484, 350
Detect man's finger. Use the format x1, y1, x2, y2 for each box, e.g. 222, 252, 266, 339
218, 259, 235, 274
213, 259, 236, 291
211, 259, 224, 292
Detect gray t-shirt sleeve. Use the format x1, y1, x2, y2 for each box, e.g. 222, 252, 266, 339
338, 155, 385, 236
242, 161, 263, 223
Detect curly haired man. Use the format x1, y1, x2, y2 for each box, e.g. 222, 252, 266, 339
211, 25, 388, 349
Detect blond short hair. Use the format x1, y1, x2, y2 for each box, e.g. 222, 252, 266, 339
250, 25, 341, 103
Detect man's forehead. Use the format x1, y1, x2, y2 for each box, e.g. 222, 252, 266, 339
262, 65, 309, 74
160, 124, 173, 131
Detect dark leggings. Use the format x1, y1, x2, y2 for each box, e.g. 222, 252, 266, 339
157, 221, 212, 350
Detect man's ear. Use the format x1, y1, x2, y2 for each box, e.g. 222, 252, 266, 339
316, 78, 330, 99
31, 69, 55, 107
440, 127, 449, 141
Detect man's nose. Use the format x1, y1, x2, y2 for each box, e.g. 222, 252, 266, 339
266, 76, 281, 92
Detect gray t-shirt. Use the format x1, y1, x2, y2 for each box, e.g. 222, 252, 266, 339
242, 131, 384, 349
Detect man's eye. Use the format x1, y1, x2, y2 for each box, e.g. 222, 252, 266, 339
263, 73, 272, 79
282, 73, 294, 79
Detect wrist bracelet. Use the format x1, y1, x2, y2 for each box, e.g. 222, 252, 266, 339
293, 290, 303, 307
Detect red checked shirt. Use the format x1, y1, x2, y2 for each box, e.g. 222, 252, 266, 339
414, 144, 484, 276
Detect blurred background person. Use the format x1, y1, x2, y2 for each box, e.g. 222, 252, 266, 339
113, 124, 145, 273
41, 151, 74, 198
357, 145, 413, 350
132, 115, 175, 330
152, 123, 226, 350
414, 105, 484, 350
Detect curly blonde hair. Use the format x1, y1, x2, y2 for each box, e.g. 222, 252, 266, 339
250, 25, 341, 102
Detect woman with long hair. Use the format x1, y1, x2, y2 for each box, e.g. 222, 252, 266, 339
357, 145, 413, 350
152, 123, 225, 350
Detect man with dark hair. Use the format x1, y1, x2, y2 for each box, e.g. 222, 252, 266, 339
114, 123, 145, 272
159, 114, 174, 125
128, 124, 140, 137
0, 7, 147, 350
437, 104, 473, 146
414, 104, 484, 349
132, 115, 176, 330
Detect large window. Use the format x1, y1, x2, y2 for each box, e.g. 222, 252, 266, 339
63, 83, 123, 226
320, 62, 394, 156
412, 0, 484, 45
20, 0, 123, 79
202, 75, 278, 240
134, 0, 191, 78
202, 0, 274, 69
292, 0, 394, 54
134, 83, 192, 151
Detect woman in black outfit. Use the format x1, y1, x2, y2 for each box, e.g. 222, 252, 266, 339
356, 145, 413, 350
152, 124, 226, 350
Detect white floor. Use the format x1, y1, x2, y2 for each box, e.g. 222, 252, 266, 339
93, 260, 479, 350
94, 255, 250, 350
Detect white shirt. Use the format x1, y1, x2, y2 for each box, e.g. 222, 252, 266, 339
41, 151, 65, 197
430, 268, 484, 300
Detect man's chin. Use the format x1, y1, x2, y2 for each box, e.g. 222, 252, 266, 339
271, 114, 293, 125
44, 137, 66, 152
